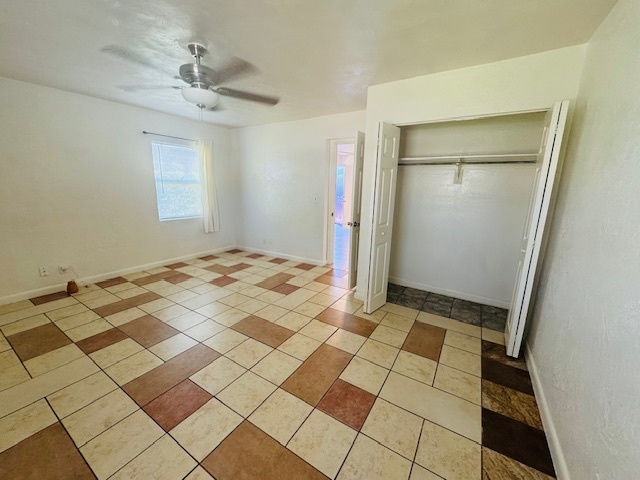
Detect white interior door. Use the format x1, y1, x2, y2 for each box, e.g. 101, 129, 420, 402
347, 131, 365, 289
365, 122, 401, 313
505, 100, 569, 357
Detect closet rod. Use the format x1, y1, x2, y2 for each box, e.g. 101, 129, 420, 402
399, 160, 536, 166
142, 131, 195, 142
399, 153, 536, 162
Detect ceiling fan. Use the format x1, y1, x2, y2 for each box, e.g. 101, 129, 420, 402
103, 43, 280, 110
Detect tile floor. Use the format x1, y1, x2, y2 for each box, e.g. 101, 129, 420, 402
0, 250, 554, 479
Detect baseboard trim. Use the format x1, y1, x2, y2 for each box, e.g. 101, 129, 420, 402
387, 275, 510, 309
236, 245, 325, 266
525, 342, 570, 480
0, 245, 236, 306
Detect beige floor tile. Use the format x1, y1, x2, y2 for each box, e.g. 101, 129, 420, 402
105, 350, 163, 385
299, 319, 337, 342
1, 314, 50, 336
194, 301, 231, 318
149, 333, 198, 361
0, 332, 10, 352
392, 350, 437, 385
288, 409, 357, 478
0, 350, 20, 371
255, 290, 286, 304
380, 372, 481, 442
0, 300, 33, 316
184, 319, 226, 342
251, 350, 302, 385
417, 312, 481, 338
357, 339, 399, 369
226, 338, 273, 368
434, 364, 481, 404
238, 285, 269, 298
444, 330, 482, 355
81, 409, 163, 479
330, 298, 361, 315
203, 329, 248, 354
253, 304, 288, 322
277, 333, 322, 360
171, 398, 243, 461
415, 421, 481, 480
380, 303, 419, 320
380, 313, 415, 332
361, 398, 423, 459
136, 298, 174, 313
189, 283, 217, 295
0, 399, 57, 453
410, 464, 441, 480
439, 345, 481, 377
0, 364, 30, 392
340, 356, 389, 395
90, 338, 144, 368
307, 292, 340, 308
0, 297, 77, 327
184, 466, 215, 480
152, 304, 191, 322
213, 308, 249, 327
353, 305, 386, 324
47, 371, 117, 418
274, 311, 312, 331
370, 324, 409, 348
274, 288, 318, 310
166, 290, 199, 304
337, 434, 412, 480
116, 286, 152, 300
482, 327, 506, 345
164, 311, 208, 331
65, 318, 112, 342
63, 389, 138, 446
326, 329, 367, 354
293, 301, 326, 318
154, 284, 186, 297
23, 343, 85, 377
236, 298, 269, 315
218, 293, 252, 308
111, 434, 196, 480
288, 276, 315, 288
82, 293, 120, 309
45, 303, 89, 321
190, 356, 246, 395
55, 310, 101, 331
216, 371, 276, 417
104, 282, 137, 294
105, 307, 147, 327
248, 388, 313, 445
74, 289, 113, 303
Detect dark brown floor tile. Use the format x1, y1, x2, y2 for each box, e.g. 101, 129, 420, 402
315, 274, 348, 288
482, 447, 555, 479
269, 257, 288, 264
482, 408, 555, 478
210, 275, 238, 287
317, 379, 375, 430
231, 315, 295, 348
401, 322, 446, 362
29, 291, 69, 305
247, 253, 263, 259
316, 308, 377, 337
296, 263, 315, 271
228, 262, 252, 273
166, 262, 190, 269
199, 255, 218, 261
281, 343, 352, 406
117, 315, 179, 348
272, 283, 299, 295
482, 340, 528, 371
206, 264, 236, 275
202, 421, 328, 480
256, 273, 294, 290
123, 344, 220, 406
93, 291, 161, 317
482, 357, 534, 395
164, 273, 194, 284
482, 380, 543, 429
227, 249, 243, 254
95, 277, 128, 288
132, 270, 182, 286
76, 328, 129, 354
143, 379, 212, 431
7, 323, 72, 361
0, 423, 96, 479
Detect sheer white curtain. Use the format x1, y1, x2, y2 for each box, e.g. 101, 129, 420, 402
196, 139, 220, 233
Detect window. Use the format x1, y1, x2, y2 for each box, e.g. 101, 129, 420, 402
151, 141, 202, 220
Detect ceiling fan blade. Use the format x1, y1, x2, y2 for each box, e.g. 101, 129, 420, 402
215, 56, 259, 84
101, 45, 176, 78
118, 85, 182, 92
214, 87, 279, 106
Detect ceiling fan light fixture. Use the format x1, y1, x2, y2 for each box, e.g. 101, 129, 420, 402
181, 85, 219, 109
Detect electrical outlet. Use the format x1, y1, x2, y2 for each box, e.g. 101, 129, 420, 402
58, 265, 70, 274
39, 266, 49, 277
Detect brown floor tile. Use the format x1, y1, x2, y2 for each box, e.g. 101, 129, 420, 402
7, 323, 72, 361
202, 421, 328, 480
315, 274, 348, 288
281, 343, 352, 406
227, 249, 243, 254
482, 357, 534, 395
269, 258, 288, 264
326, 268, 347, 278
296, 263, 315, 271
247, 253, 263, 259
132, 270, 183, 286
482, 408, 555, 477
482, 380, 543, 429
199, 255, 218, 261
482, 340, 528, 370
166, 262, 190, 269
316, 308, 377, 337
401, 322, 446, 362
95, 277, 128, 288
0, 423, 95, 479
164, 273, 194, 284
228, 263, 252, 273
272, 283, 300, 295
231, 315, 295, 348
93, 292, 161, 317
29, 291, 69, 305
76, 328, 129, 354
482, 447, 555, 479
123, 344, 220, 406
143, 379, 212, 431
118, 315, 179, 348
317, 379, 376, 430
210, 276, 237, 287
256, 273, 294, 290
206, 265, 236, 275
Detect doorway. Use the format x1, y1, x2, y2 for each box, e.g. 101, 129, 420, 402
328, 141, 355, 272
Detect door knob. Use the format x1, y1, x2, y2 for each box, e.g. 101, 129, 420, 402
347, 222, 360, 227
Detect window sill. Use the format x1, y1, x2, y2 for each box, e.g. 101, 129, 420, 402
159, 215, 202, 222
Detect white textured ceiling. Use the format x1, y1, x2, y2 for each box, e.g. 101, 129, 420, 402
0, 0, 616, 128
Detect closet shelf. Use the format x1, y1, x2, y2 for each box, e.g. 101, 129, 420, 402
398, 153, 538, 166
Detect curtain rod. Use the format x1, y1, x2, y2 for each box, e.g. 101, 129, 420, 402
142, 131, 195, 142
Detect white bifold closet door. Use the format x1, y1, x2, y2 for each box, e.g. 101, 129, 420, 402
505, 100, 570, 357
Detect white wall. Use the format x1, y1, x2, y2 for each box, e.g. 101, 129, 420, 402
0, 77, 237, 301
233, 111, 366, 263
357, 45, 587, 300
527, 1, 640, 478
